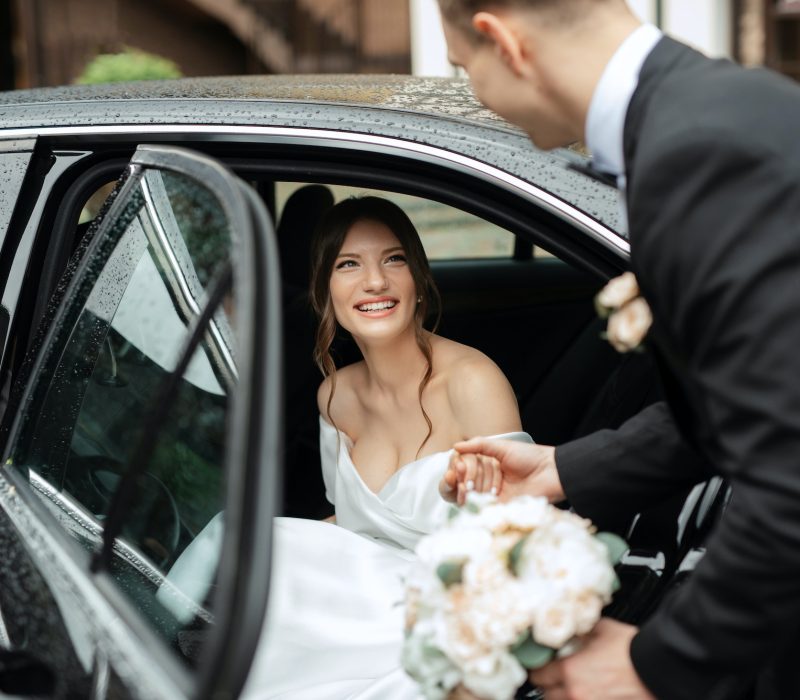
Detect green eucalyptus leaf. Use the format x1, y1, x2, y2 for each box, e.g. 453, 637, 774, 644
595, 531, 628, 565
511, 630, 555, 669
447, 505, 460, 521
508, 534, 530, 576
436, 561, 464, 588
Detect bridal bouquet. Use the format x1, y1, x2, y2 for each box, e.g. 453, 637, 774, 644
401, 494, 627, 700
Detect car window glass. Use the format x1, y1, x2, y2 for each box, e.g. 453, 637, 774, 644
10, 167, 235, 667
276, 181, 515, 260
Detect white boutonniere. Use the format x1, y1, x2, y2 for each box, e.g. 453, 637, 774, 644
595, 271, 653, 352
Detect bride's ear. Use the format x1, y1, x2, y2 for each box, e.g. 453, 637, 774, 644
471, 11, 530, 78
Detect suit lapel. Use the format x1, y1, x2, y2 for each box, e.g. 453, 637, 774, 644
623, 36, 704, 183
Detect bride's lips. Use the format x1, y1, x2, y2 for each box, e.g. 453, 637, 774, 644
353, 296, 400, 319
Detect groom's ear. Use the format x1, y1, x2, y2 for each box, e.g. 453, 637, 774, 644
471, 11, 531, 78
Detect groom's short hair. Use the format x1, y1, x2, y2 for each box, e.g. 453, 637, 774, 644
438, 0, 617, 40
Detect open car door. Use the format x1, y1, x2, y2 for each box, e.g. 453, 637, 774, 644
1, 144, 282, 700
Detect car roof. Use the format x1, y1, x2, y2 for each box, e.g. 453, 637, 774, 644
0, 75, 512, 125
0, 75, 623, 236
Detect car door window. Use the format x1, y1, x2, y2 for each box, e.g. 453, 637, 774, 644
9, 162, 237, 666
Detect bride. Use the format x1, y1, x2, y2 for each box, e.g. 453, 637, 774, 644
242, 196, 533, 699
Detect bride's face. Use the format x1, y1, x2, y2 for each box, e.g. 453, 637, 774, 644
329, 218, 418, 344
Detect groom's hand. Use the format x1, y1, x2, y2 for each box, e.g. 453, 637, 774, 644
530, 619, 655, 700
446, 438, 565, 505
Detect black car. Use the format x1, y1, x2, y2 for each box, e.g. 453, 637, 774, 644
0, 75, 725, 699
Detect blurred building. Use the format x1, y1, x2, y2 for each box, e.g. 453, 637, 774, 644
626, 0, 800, 80
4, 0, 410, 88
2, 0, 800, 90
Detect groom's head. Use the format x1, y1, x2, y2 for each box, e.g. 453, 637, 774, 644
437, 0, 639, 149
438, 0, 604, 41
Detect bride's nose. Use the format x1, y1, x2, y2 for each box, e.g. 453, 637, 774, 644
363, 263, 388, 291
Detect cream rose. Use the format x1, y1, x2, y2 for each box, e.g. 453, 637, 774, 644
595, 270, 639, 316
461, 650, 527, 700
606, 297, 653, 352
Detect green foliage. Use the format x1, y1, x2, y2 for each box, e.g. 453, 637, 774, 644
508, 533, 530, 576
436, 561, 465, 588
76, 48, 182, 85
511, 630, 555, 669
595, 531, 629, 566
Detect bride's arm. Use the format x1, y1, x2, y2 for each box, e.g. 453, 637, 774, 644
439, 355, 523, 504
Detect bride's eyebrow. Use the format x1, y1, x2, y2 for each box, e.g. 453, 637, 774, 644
336, 246, 404, 258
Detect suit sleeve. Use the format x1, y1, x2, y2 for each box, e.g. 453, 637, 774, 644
624, 128, 800, 699
556, 401, 712, 530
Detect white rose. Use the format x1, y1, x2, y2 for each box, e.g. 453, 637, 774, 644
458, 579, 534, 650
461, 650, 527, 700
473, 496, 550, 533
607, 297, 653, 352
462, 550, 513, 591
532, 598, 579, 649
520, 531, 614, 598
415, 526, 493, 570
402, 620, 462, 700
595, 271, 640, 315
571, 591, 604, 636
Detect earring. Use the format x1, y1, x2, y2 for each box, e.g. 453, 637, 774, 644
417, 295, 423, 303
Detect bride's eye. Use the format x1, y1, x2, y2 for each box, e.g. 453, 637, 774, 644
385, 254, 407, 265
335, 259, 358, 270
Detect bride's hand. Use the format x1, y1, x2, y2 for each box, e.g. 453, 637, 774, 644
440, 451, 502, 505
452, 438, 565, 504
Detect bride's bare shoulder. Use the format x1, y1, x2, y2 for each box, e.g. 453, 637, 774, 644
432, 336, 522, 436
316, 361, 367, 424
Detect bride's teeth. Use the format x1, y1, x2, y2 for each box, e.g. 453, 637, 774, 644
358, 301, 396, 312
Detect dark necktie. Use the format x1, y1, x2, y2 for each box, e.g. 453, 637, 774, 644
566, 161, 619, 189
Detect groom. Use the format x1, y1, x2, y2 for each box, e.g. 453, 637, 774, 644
437, 1, 800, 699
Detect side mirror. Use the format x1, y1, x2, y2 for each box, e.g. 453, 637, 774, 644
0, 649, 56, 696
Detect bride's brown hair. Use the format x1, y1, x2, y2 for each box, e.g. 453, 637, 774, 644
309, 196, 442, 455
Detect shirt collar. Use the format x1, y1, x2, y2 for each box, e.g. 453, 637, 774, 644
585, 23, 662, 177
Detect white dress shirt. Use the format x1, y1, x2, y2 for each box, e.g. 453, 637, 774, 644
585, 23, 663, 182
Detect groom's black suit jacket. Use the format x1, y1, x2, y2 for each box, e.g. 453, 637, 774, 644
556, 37, 800, 700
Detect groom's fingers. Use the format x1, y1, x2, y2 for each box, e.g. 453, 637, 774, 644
453, 438, 508, 463
530, 660, 564, 689
453, 437, 493, 454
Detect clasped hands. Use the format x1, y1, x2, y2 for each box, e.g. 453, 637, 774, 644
438, 437, 563, 506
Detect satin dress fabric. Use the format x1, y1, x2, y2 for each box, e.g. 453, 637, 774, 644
241, 417, 534, 699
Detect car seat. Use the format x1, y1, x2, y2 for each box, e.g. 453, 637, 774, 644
277, 185, 335, 519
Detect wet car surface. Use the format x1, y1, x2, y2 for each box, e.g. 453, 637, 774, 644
0, 75, 722, 699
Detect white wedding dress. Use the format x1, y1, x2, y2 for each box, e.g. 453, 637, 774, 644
238, 417, 534, 699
